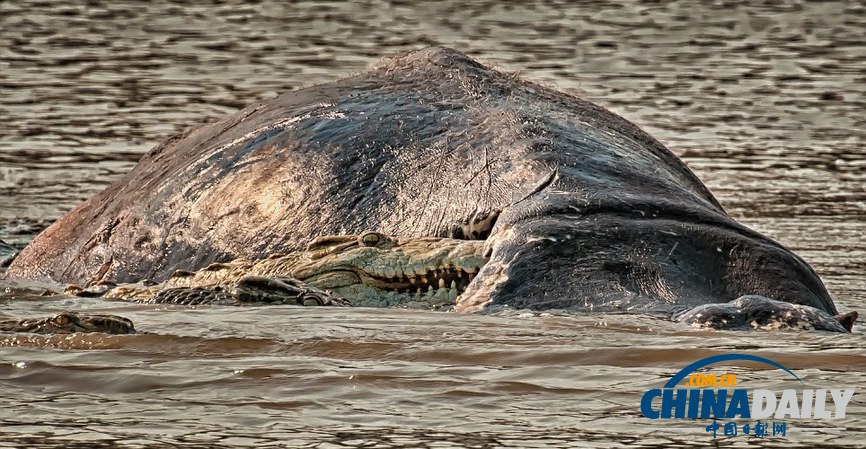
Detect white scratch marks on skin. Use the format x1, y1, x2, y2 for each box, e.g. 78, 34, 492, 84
526, 236, 558, 243
201, 104, 338, 162
667, 242, 679, 257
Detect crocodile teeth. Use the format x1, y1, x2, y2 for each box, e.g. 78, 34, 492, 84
450, 280, 457, 290
438, 278, 445, 288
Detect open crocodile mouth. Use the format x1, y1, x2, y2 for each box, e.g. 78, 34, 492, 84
359, 266, 477, 294
304, 266, 479, 296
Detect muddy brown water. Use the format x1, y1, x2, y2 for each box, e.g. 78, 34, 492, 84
1, 1, 864, 448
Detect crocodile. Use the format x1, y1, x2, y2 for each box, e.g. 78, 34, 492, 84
74, 231, 488, 309
0, 312, 135, 335
3, 46, 858, 333
1, 232, 490, 335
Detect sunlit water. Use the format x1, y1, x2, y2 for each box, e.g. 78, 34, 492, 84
1, 1, 864, 447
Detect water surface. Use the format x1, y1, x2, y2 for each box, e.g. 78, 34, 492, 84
1, 0, 864, 447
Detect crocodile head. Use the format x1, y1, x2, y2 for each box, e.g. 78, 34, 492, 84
0, 312, 136, 334
163, 232, 490, 308
293, 232, 489, 307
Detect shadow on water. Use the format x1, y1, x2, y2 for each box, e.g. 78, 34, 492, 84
1, 0, 864, 447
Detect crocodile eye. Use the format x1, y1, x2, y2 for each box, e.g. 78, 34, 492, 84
360, 232, 382, 247
52, 314, 72, 326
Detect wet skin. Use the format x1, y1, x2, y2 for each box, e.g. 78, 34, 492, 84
3, 47, 856, 332
0, 312, 135, 335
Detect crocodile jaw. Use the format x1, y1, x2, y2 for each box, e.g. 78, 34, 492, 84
302, 265, 481, 308
100, 234, 491, 309
294, 237, 489, 308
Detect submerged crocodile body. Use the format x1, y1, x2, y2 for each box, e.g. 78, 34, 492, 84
0, 312, 135, 335
3, 47, 858, 333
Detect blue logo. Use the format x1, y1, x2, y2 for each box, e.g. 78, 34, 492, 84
640, 354, 855, 439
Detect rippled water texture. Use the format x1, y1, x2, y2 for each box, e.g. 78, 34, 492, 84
1, 1, 864, 447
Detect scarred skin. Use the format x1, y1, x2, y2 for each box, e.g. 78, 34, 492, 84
3, 47, 857, 332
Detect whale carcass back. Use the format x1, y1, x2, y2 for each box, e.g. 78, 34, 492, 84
5, 47, 844, 331
6, 47, 719, 284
